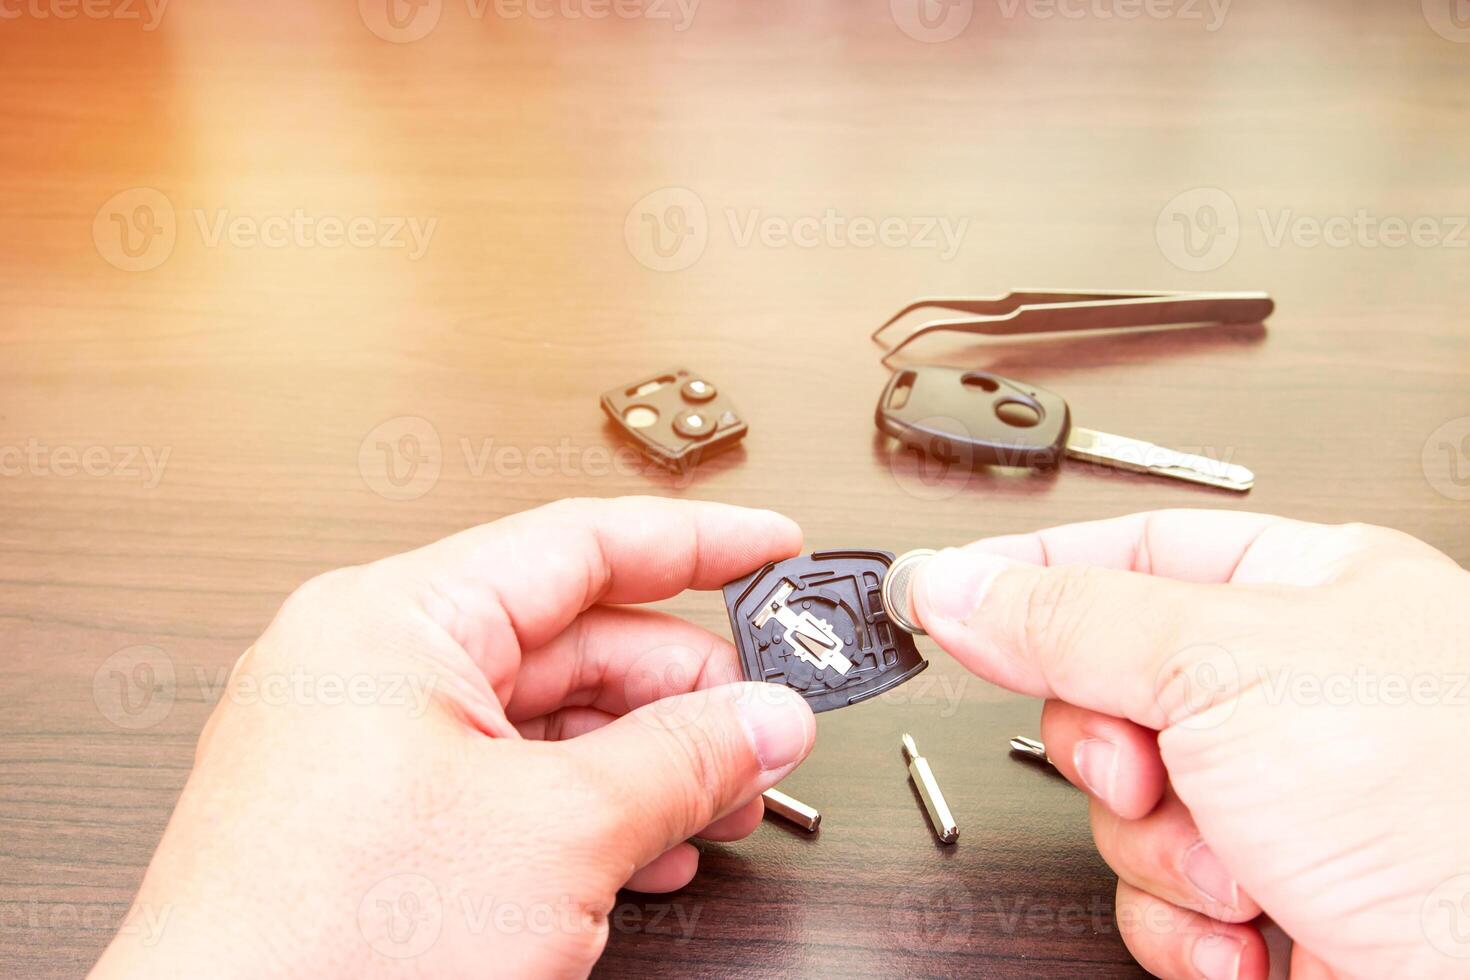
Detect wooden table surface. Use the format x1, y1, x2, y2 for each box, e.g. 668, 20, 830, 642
3, 1, 1469, 976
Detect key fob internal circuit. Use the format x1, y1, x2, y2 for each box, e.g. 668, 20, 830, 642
602, 368, 747, 471
723, 551, 929, 714
876, 367, 1071, 469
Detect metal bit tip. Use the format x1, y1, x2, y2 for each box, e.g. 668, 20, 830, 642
1009, 735, 1051, 765
900, 733, 958, 845
761, 788, 821, 832
900, 732, 920, 763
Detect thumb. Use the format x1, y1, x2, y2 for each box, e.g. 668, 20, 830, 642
911, 547, 1256, 731
561, 682, 815, 871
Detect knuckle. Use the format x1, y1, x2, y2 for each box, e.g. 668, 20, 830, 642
275, 566, 360, 625
646, 712, 727, 831
1018, 565, 1099, 658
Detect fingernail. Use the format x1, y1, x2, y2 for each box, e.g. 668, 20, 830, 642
918, 548, 1014, 625
1191, 933, 1243, 980
1183, 841, 1240, 910
737, 685, 812, 772
1072, 738, 1118, 805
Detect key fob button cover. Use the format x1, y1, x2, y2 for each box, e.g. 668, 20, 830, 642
723, 551, 929, 714
601, 368, 747, 471
876, 367, 1071, 469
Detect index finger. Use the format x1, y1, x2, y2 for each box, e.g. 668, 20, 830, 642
389, 494, 802, 667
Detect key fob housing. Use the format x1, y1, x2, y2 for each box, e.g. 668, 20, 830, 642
876, 367, 1072, 469
602, 367, 747, 471
723, 551, 929, 714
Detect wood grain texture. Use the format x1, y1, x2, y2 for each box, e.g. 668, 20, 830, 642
1, 1, 1467, 976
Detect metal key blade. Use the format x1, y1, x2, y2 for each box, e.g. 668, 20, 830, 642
1064, 426, 1254, 492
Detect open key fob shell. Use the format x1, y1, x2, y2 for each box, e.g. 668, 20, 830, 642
602, 368, 747, 471
723, 551, 929, 714
876, 367, 1072, 469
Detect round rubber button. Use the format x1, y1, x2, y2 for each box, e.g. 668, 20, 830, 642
681, 379, 717, 403
674, 409, 716, 438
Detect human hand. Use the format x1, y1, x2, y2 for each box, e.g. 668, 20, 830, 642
909, 511, 1470, 980
90, 496, 817, 979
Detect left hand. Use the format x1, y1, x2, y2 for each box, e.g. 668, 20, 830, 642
90, 496, 817, 979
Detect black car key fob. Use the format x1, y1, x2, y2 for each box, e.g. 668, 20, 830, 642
875, 367, 1071, 469
602, 367, 747, 471
722, 550, 928, 714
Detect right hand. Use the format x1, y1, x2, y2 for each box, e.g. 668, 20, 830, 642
909, 510, 1470, 980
